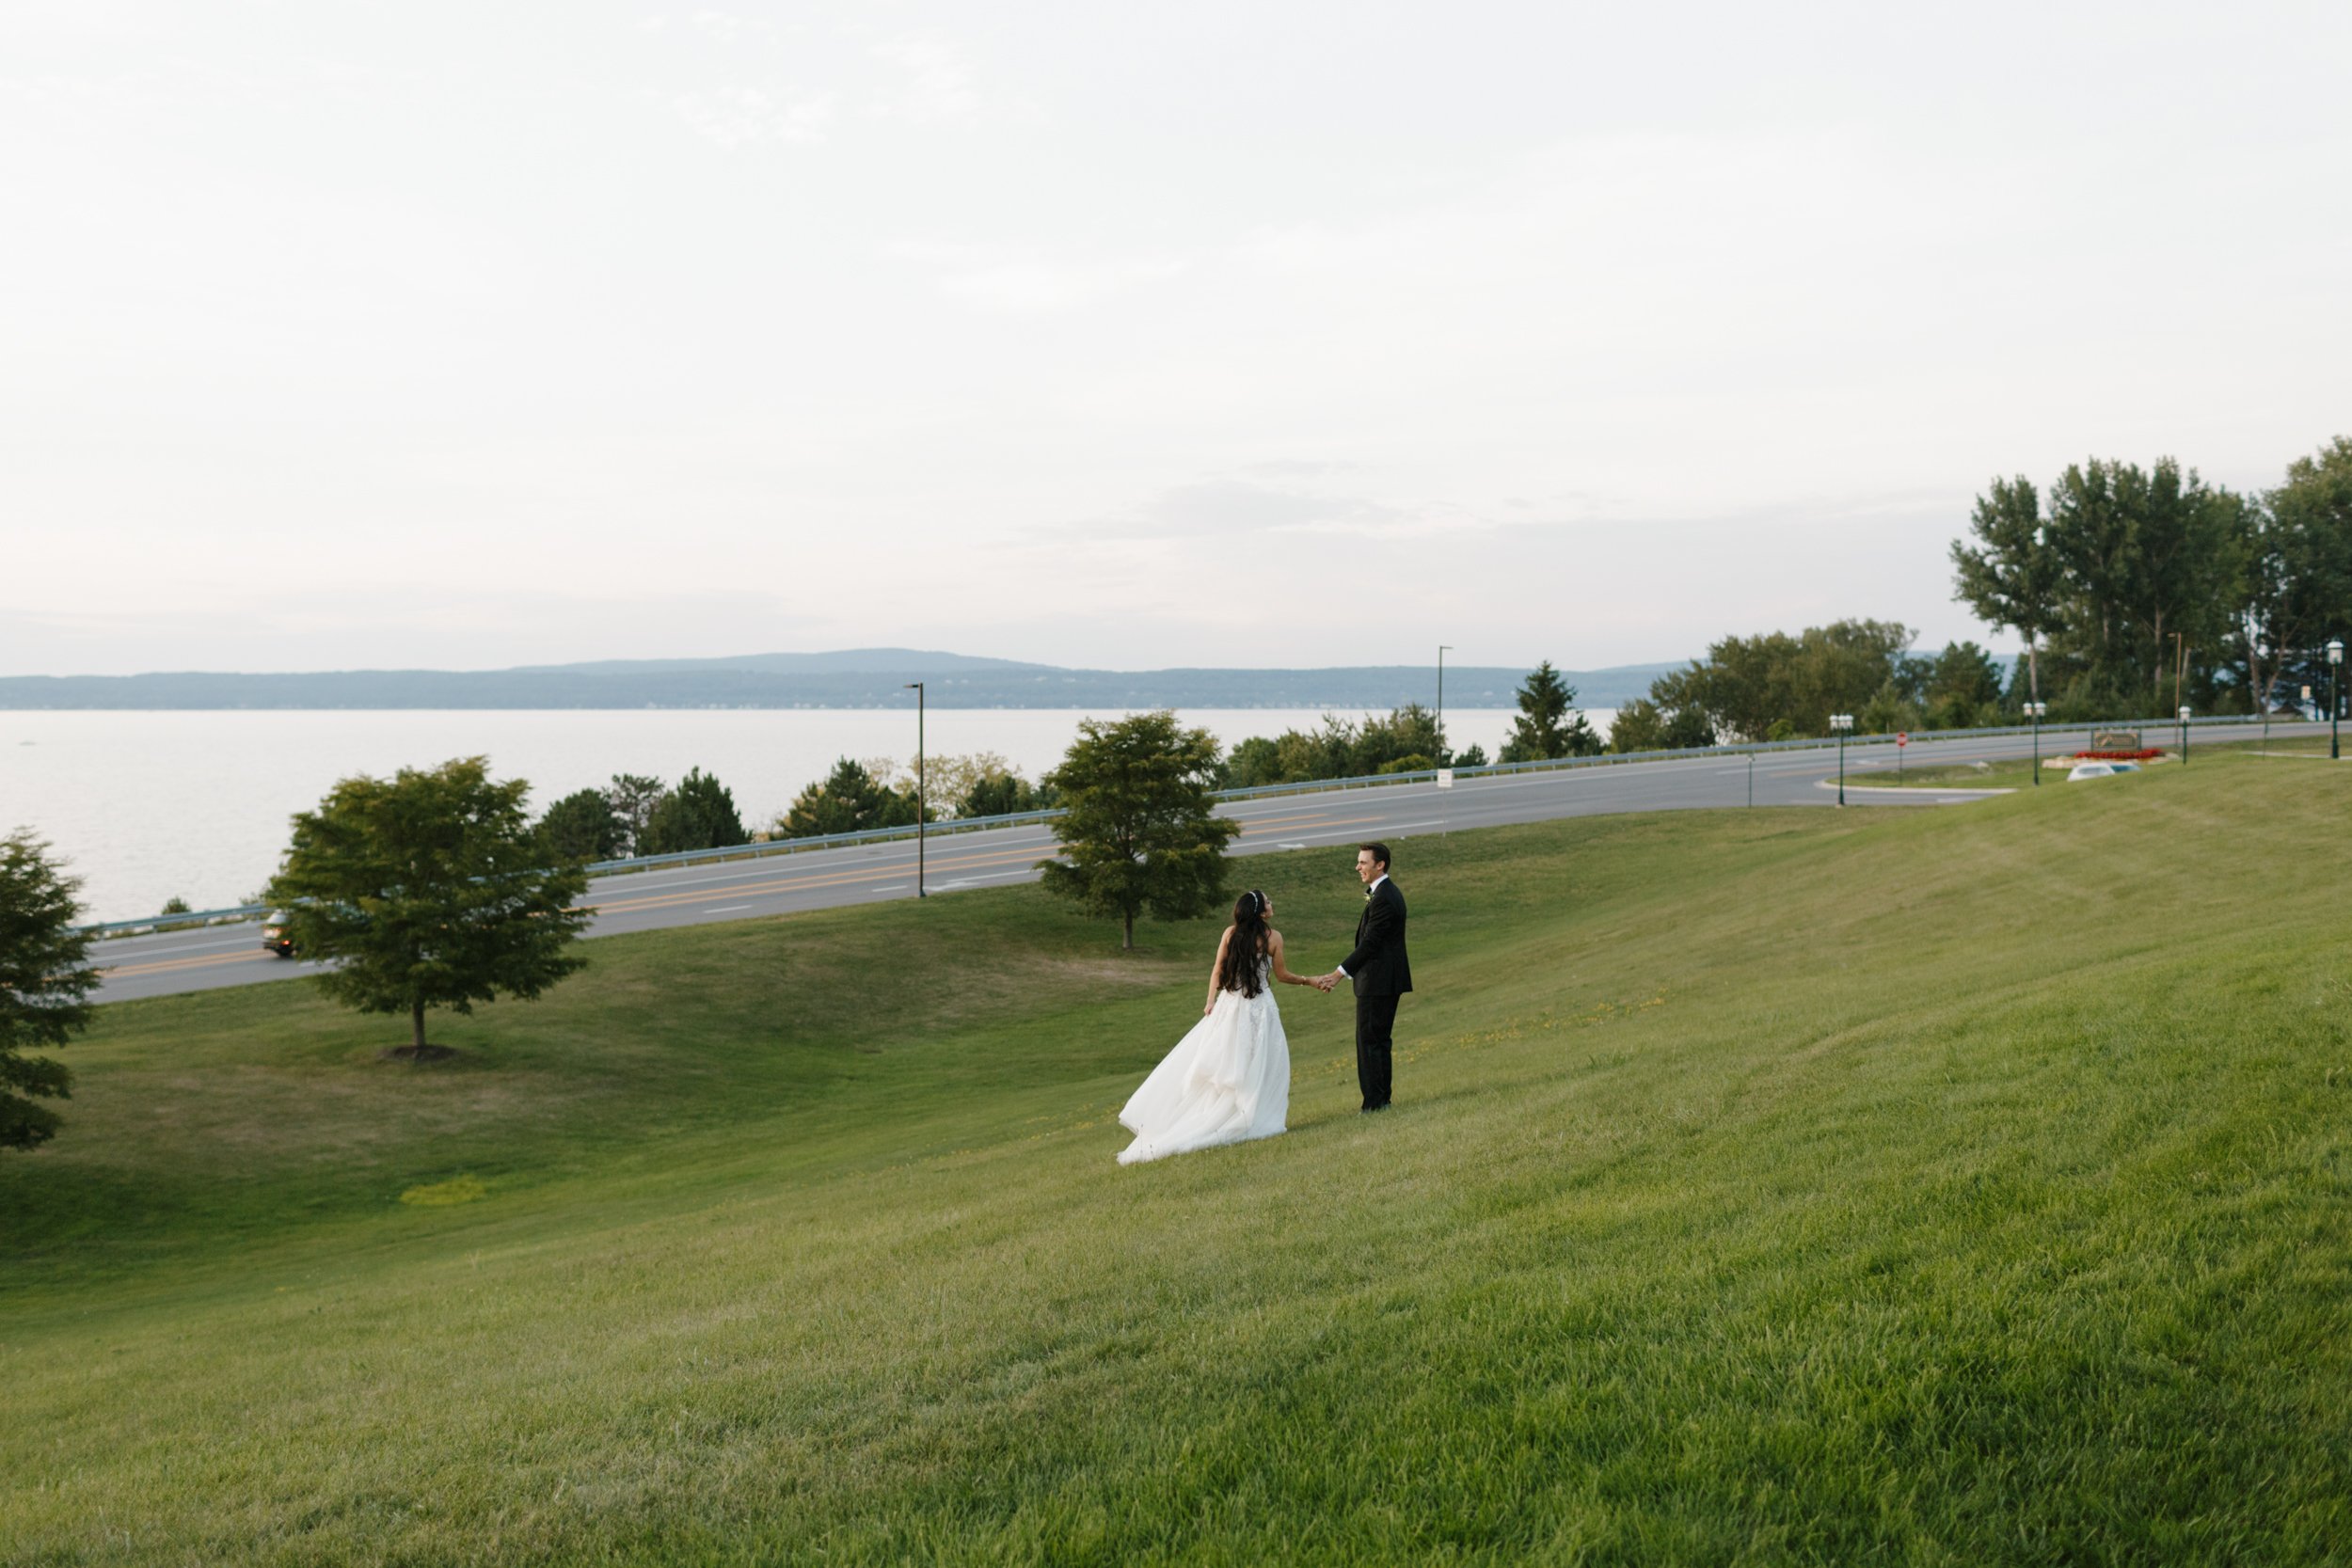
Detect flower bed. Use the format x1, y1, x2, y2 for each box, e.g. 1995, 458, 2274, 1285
2074, 748, 2164, 761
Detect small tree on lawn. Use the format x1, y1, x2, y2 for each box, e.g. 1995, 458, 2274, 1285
0, 831, 100, 1150
639, 768, 747, 856
1038, 711, 1238, 950
265, 757, 590, 1058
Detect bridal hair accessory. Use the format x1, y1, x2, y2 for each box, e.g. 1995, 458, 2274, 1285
1248, 889, 1266, 914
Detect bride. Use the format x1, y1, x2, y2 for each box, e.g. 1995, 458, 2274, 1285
1117, 889, 1312, 1165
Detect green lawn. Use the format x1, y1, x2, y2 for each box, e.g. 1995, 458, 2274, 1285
1842, 754, 2043, 788
4, 754, 2348, 1565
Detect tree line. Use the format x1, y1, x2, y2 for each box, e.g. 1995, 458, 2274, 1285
530, 752, 1059, 863
1617, 436, 2350, 745
1951, 436, 2349, 719
525, 658, 1621, 866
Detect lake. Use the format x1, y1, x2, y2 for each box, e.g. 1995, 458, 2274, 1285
0, 707, 1594, 923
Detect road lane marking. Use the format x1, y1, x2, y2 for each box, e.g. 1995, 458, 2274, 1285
584, 843, 1052, 917
95, 935, 263, 960
103, 949, 280, 979
703, 904, 754, 913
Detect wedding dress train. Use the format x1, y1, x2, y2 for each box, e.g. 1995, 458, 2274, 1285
1117, 961, 1291, 1164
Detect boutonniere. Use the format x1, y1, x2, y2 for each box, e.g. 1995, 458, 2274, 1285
1363, 887, 1374, 903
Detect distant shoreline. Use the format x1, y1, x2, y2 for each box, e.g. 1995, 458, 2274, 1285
0, 654, 1678, 713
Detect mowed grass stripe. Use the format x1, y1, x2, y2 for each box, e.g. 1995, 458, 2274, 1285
3, 753, 2347, 1566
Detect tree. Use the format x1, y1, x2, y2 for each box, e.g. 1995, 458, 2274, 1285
264, 757, 590, 1056
961, 769, 1046, 818
1918, 641, 2007, 728
639, 768, 747, 856
901, 752, 1050, 819
1499, 663, 1602, 762
1357, 704, 1449, 771
1, 832, 99, 1150
779, 757, 917, 838
1609, 698, 1712, 753
2242, 437, 2352, 710
1224, 735, 1284, 788
2025, 457, 2248, 705
536, 787, 625, 863
1951, 476, 2058, 704
1650, 620, 1913, 740
605, 773, 666, 858
1038, 711, 1239, 949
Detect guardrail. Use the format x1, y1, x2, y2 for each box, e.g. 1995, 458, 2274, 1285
79, 711, 2317, 937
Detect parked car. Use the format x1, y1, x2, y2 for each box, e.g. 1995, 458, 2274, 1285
2067, 762, 2117, 782
261, 912, 295, 958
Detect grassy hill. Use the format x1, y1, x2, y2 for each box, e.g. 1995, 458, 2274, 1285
3, 754, 2347, 1564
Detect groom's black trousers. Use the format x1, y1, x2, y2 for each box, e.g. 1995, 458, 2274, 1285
1354, 993, 1399, 1110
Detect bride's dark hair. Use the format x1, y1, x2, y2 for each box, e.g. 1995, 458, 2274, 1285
1216, 889, 1271, 998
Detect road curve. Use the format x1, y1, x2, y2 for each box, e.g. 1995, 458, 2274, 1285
90, 723, 2322, 1004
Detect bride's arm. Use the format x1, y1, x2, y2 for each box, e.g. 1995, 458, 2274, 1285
1204, 927, 1233, 1015
1268, 930, 1309, 987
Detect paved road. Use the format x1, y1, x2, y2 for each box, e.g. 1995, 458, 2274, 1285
90, 722, 2324, 1004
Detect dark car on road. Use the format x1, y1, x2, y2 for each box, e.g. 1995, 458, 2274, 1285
261, 912, 295, 958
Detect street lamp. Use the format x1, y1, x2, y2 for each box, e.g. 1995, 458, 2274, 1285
905, 682, 927, 897
1830, 713, 1853, 805
2330, 640, 2344, 761
2026, 701, 2046, 786
1437, 645, 1454, 761
2178, 705, 2191, 766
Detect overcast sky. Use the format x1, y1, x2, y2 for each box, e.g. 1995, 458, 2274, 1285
5, 1, 2347, 677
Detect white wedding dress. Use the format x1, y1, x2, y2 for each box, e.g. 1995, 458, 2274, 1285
1117, 958, 1291, 1164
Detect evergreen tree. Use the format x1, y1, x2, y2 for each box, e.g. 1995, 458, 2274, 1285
1038, 712, 1239, 950
779, 758, 917, 838
1500, 662, 1602, 761
639, 768, 747, 856
0, 832, 99, 1150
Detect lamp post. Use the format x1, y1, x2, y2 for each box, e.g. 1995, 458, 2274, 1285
2178, 705, 2190, 767
1831, 713, 1853, 805
2330, 640, 2344, 761
1437, 645, 1453, 761
905, 682, 926, 897
2026, 701, 2046, 785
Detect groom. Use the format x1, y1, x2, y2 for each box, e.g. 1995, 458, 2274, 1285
1316, 842, 1412, 1113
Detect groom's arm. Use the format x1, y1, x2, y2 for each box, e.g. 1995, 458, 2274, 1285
1338, 894, 1400, 979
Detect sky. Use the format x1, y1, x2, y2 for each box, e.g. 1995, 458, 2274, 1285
4, 1, 2347, 677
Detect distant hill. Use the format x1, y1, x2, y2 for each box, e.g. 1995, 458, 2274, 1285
504, 648, 1057, 676
0, 655, 1684, 711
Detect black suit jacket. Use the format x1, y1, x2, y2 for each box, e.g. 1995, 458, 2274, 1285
1342, 879, 1412, 998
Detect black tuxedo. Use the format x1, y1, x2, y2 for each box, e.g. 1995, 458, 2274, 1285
1341, 878, 1410, 1109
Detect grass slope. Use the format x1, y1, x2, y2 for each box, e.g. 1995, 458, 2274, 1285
4, 755, 2348, 1564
